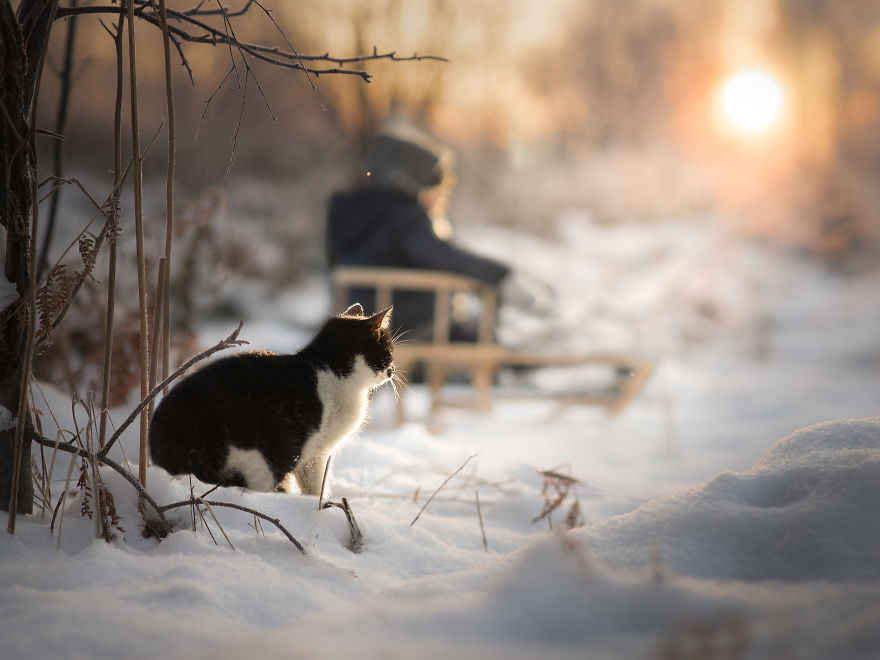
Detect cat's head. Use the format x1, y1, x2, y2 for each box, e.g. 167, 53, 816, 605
311, 303, 396, 389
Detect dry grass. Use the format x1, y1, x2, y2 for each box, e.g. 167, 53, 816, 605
531, 465, 585, 530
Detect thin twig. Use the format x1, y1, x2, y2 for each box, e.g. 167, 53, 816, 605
194, 65, 234, 145
410, 454, 477, 527
252, 0, 323, 110
160, 497, 305, 553
148, 257, 166, 418
538, 469, 581, 485
54, 5, 448, 76
84, 393, 105, 539
321, 497, 363, 553
199, 483, 220, 499
50, 431, 80, 546
317, 454, 331, 510
32, 433, 171, 535
37, 0, 78, 280
32, 382, 75, 516
98, 322, 247, 459
184, 0, 253, 18
33, 387, 52, 517
194, 501, 218, 545
154, 0, 176, 388
188, 477, 197, 531
34, 120, 164, 354
127, 0, 151, 489
99, 6, 126, 448
200, 499, 234, 549
531, 466, 581, 526
213, 0, 275, 177
475, 489, 488, 551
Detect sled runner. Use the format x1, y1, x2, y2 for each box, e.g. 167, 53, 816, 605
332, 266, 652, 422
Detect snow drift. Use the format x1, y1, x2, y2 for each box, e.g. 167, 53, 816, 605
588, 418, 880, 582
204, 418, 880, 660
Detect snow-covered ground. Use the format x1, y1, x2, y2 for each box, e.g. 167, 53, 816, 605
3, 214, 879, 659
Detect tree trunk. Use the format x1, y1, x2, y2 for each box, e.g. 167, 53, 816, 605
0, 0, 58, 515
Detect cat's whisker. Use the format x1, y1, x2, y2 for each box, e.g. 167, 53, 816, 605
390, 371, 408, 401
396, 380, 408, 398
391, 328, 413, 349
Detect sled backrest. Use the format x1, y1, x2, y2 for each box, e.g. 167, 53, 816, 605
331, 266, 498, 346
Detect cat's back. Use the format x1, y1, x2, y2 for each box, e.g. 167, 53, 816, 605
150, 351, 318, 443
165, 351, 312, 400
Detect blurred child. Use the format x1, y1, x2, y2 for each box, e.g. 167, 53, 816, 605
326, 127, 551, 342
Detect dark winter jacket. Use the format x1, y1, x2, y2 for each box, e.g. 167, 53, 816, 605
327, 187, 510, 340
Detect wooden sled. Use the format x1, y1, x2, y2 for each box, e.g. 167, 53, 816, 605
331, 266, 652, 422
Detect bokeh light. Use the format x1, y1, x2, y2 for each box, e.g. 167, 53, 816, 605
721, 71, 783, 131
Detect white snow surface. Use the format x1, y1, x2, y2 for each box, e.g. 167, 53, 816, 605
4, 215, 880, 659
0, 405, 14, 433
0, 279, 16, 317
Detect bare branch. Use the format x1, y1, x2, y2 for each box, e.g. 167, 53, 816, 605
53, 4, 447, 80
251, 0, 323, 109
410, 454, 478, 527
36, 0, 78, 281
32, 432, 171, 535
317, 454, 331, 510
152, 0, 176, 391
160, 496, 305, 553
183, 0, 254, 17
31, 121, 164, 352
195, 65, 234, 144
475, 489, 488, 551
226, 66, 247, 176
321, 497, 363, 553
211, 0, 275, 176
99, 5, 127, 448
200, 499, 235, 549
166, 28, 195, 85
97, 322, 248, 459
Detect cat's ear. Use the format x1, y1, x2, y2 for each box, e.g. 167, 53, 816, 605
365, 305, 393, 335
343, 303, 365, 317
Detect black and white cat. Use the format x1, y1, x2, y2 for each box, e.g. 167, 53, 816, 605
149, 304, 395, 496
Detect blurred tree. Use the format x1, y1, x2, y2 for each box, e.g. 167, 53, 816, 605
290, 0, 476, 151
528, 0, 725, 148
769, 0, 880, 263
290, 0, 572, 152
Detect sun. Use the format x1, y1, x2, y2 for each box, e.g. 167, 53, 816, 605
721, 71, 783, 131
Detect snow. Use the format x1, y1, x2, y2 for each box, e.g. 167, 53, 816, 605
0, 278, 16, 317
0, 247, 17, 316
0, 227, 18, 316
0, 405, 14, 433
4, 214, 880, 659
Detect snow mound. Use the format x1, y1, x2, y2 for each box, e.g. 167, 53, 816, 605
210, 533, 750, 660
588, 418, 880, 581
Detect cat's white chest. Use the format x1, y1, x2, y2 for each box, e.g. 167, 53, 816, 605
291, 355, 375, 495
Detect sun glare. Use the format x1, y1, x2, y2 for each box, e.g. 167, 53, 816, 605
722, 71, 783, 131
